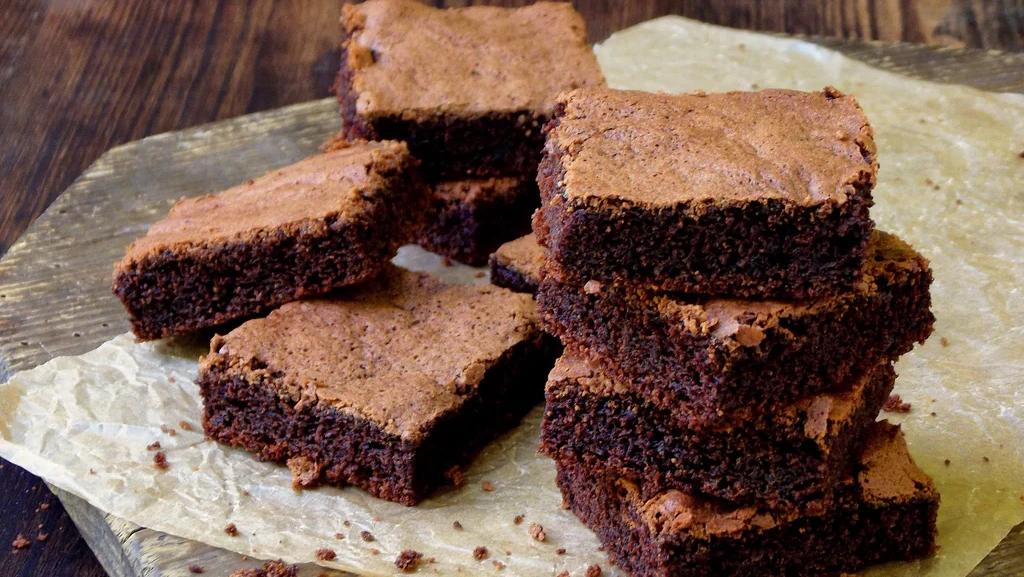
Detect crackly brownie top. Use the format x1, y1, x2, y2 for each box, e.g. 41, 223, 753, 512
431, 176, 530, 204
633, 421, 931, 541
493, 233, 544, 283
547, 87, 877, 208
120, 141, 410, 262
342, 0, 605, 116
204, 267, 539, 441
563, 230, 928, 349
548, 352, 887, 443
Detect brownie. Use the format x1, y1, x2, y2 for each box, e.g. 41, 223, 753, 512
489, 233, 544, 295
112, 141, 423, 341
556, 421, 938, 577
336, 0, 605, 179
538, 230, 933, 429
534, 87, 878, 299
199, 267, 560, 505
418, 177, 539, 267
541, 352, 894, 510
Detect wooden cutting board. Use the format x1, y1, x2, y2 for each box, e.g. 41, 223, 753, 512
1, 35, 1022, 577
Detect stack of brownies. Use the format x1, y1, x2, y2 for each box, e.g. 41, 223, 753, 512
531, 87, 940, 575
336, 0, 605, 265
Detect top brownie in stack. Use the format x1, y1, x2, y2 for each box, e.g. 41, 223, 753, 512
113, 141, 423, 341
337, 0, 605, 179
534, 87, 878, 299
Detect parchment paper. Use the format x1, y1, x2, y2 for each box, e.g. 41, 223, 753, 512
2, 16, 1023, 577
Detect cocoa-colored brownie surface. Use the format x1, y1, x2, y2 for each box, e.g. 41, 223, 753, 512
538, 230, 933, 429
337, 0, 605, 178
113, 141, 423, 340
541, 352, 894, 511
489, 233, 544, 295
418, 177, 539, 267
556, 421, 938, 577
199, 267, 560, 505
535, 86, 877, 298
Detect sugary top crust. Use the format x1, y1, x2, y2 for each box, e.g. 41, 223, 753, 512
493, 233, 545, 282
545, 229, 929, 349
547, 352, 888, 444
342, 0, 605, 116
547, 87, 877, 207
632, 421, 935, 540
119, 141, 410, 262
203, 267, 539, 441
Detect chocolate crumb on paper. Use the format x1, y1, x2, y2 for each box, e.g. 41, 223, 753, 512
940, 337, 949, 347
395, 549, 424, 572
556, 548, 566, 555
187, 565, 205, 574
287, 456, 321, 489
556, 572, 569, 577
481, 480, 495, 492
585, 564, 602, 577
178, 420, 193, 431
315, 548, 337, 561
945, 459, 951, 466
452, 521, 463, 531
153, 452, 169, 470
473, 546, 488, 560
225, 523, 239, 536
228, 560, 299, 577
160, 424, 177, 436
882, 394, 911, 413
361, 530, 375, 542
146, 441, 161, 451
513, 514, 524, 525
528, 523, 546, 541
11, 534, 30, 550
370, 548, 380, 555
334, 532, 345, 540
492, 560, 505, 570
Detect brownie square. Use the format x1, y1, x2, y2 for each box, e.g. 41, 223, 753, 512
534, 87, 878, 299
538, 230, 933, 429
418, 177, 539, 267
556, 421, 938, 577
112, 141, 424, 341
199, 267, 560, 505
489, 233, 544, 295
337, 0, 605, 179
541, 352, 894, 511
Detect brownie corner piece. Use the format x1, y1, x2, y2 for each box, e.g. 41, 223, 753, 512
418, 177, 539, 267
555, 420, 937, 577
198, 267, 560, 505
337, 0, 604, 178
112, 140, 423, 341
489, 233, 545, 295
535, 86, 877, 298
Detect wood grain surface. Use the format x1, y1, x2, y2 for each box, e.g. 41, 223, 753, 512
1, 2, 1024, 576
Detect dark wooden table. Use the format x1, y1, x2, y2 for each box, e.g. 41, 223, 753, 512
2, 1, 1023, 575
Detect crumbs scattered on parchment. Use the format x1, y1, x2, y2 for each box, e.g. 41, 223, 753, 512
944, 459, 951, 466
187, 565, 204, 574
395, 549, 424, 572
556, 548, 566, 555
178, 420, 193, 431
481, 480, 495, 492
315, 548, 336, 561
882, 394, 911, 413
225, 523, 238, 536
11, 535, 30, 551
556, 572, 569, 577
228, 560, 298, 577
940, 337, 949, 347
492, 560, 505, 570
513, 514, 524, 525
153, 452, 169, 470
473, 546, 488, 560
446, 466, 465, 488
160, 424, 177, 436
585, 564, 603, 577
361, 530, 375, 542
452, 521, 463, 530
528, 523, 546, 541
369, 548, 380, 555
335, 532, 345, 540
146, 441, 161, 451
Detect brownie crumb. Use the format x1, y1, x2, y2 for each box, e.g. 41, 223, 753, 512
442, 257, 453, 267
528, 523, 546, 541
12, 535, 30, 550
395, 549, 424, 572
556, 572, 569, 577
228, 560, 299, 577
334, 533, 345, 540
370, 548, 380, 555
930, 412, 937, 417
474, 271, 486, 278
153, 451, 169, 469
481, 480, 495, 492
473, 546, 488, 560
188, 565, 205, 574
225, 523, 238, 536
492, 560, 505, 570
940, 337, 949, 347
513, 514, 524, 525
1019, 151, 1024, 158
504, 550, 511, 556
89, 469, 96, 475
556, 548, 566, 555
146, 442, 161, 451
925, 178, 934, 186
343, 520, 351, 527
945, 459, 951, 466
984, 456, 990, 462
361, 530, 375, 542
315, 548, 336, 561
160, 425, 177, 436
882, 394, 912, 413
178, 420, 193, 431
585, 564, 602, 577
453, 521, 463, 531
287, 456, 321, 489
445, 466, 466, 488
36, 532, 48, 542
373, 516, 382, 522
